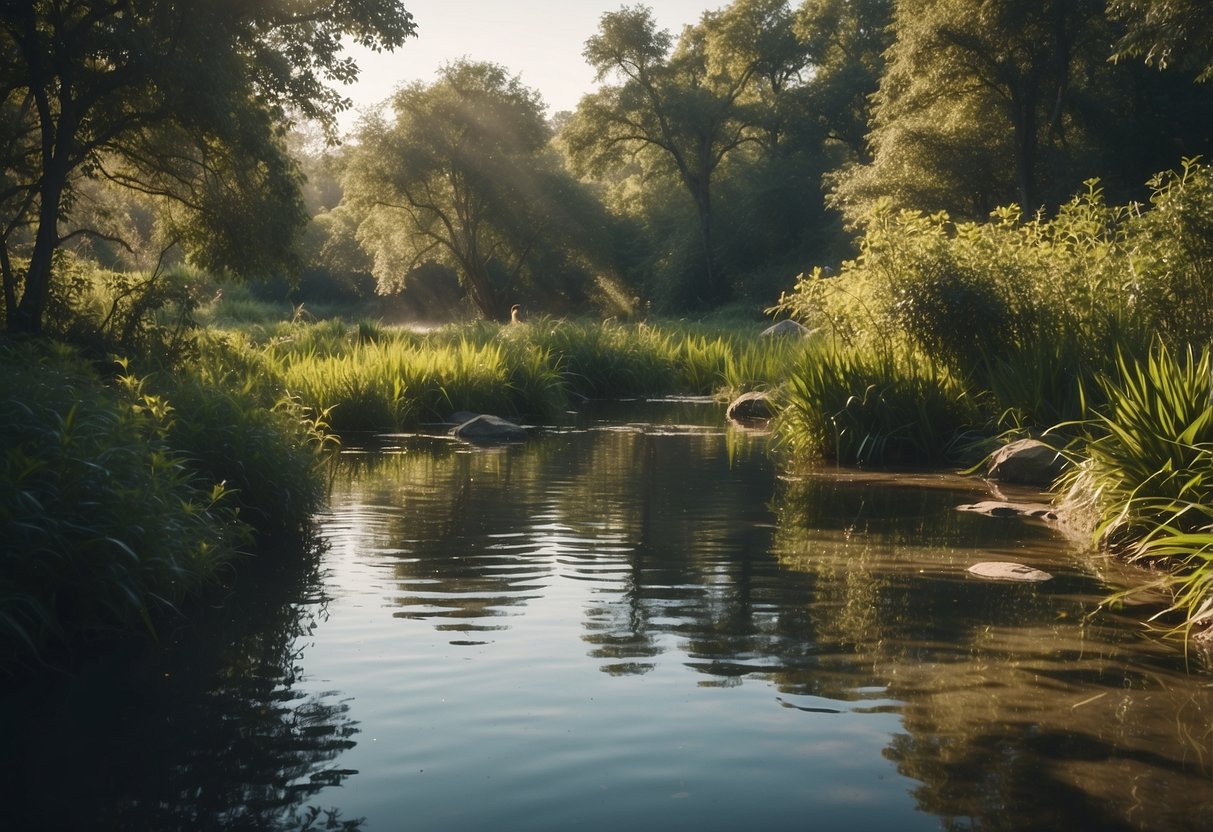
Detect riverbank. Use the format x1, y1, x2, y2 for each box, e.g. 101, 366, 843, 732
5, 298, 1213, 666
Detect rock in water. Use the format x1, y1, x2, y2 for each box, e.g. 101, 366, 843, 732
726, 391, 775, 426
956, 500, 1058, 521
967, 561, 1053, 582
986, 439, 1067, 486
450, 414, 528, 443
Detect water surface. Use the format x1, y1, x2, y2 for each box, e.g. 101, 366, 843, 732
4, 400, 1213, 830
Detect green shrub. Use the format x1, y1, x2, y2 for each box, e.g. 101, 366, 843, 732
0, 342, 246, 658
142, 369, 334, 542
1127, 159, 1213, 347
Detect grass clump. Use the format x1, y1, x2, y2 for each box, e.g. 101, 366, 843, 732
1059, 342, 1213, 633
773, 342, 978, 467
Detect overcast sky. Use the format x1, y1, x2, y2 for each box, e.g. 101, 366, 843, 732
337, 0, 722, 133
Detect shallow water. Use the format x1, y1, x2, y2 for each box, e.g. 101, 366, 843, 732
4, 400, 1213, 831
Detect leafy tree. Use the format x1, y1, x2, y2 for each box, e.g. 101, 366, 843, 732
832, 0, 1111, 220
795, 0, 894, 163
564, 3, 804, 306
0, 0, 416, 336
703, 0, 893, 296
1110, 0, 1213, 82
833, 0, 1213, 222
342, 60, 605, 320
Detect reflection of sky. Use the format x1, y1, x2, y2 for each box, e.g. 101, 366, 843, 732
299, 420, 940, 830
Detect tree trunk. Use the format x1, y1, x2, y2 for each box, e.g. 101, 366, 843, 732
9, 167, 66, 336
691, 170, 727, 307
462, 262, 506, 321
1011, 93, 1039, 212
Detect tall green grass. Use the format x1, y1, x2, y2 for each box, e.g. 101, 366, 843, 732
1059, 342, 1213, 633
773, 342, 978, 467
191, 316, 808, 434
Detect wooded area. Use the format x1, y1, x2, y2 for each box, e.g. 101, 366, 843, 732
5, 0, 1213, 330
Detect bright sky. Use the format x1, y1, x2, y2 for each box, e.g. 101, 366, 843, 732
337, 0, 722, 133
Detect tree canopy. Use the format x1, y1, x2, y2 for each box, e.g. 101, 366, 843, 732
0, 0, 416, 335
342, 60, 607, 320
8, 0, 1213, 327
830, 0, 1213, 222
563, 2, 808, 306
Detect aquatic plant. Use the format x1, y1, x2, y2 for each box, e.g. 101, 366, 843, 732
773, 343, 977, 467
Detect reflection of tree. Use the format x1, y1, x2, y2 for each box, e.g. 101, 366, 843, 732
771, 474, 1213, 832
1, 544, 363, 831
326, 407, 788, 675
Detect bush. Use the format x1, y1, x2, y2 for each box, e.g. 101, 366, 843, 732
774, 343, 978, 467
0, 342, 246, 659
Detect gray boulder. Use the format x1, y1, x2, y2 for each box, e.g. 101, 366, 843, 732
760, 319, 810, 338
450, 414, 528, 443
986, 439, 1067, 486
726, 391, 775, 426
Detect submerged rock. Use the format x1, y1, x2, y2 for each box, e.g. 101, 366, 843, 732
986, 438, 1067, 486
957, 500, 1058, 521
726, 391, 775, 426
967, 561, 1054, 582
450, 414, 528, 443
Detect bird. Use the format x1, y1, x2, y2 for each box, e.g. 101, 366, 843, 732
510, 304, 522, 324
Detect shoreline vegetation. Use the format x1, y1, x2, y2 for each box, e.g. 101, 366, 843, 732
6, 0, 1213, 672
0, 214, 1208, 669
5, 163, 1213, 664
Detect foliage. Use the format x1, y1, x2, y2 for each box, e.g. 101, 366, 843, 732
794, 0, 894, 162
772, 167, 1213, 433
144, 369, 335, 543
1125, 159, 1213, 347
831, 0, 1213, 222
1111, 0, 1213, 82
0, 341, 246, 658
0, 0, 416, 335
563, 2, 809, 306
342, 60, 608, 320
1058, 342, 1213, 632
773, 342, 977, 466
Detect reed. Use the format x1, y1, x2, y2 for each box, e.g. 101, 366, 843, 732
1059, 342, 1213, 631
278, 335, 567, 431
773, 342, 978, 467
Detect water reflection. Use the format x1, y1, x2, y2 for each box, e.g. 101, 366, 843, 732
0, 551, 363, 831
325, 415, 777, 672
9, 400, 1213, 830
321, 407, 1213, 831
772, 474, 1213, 831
